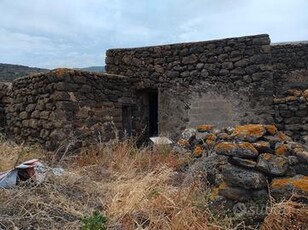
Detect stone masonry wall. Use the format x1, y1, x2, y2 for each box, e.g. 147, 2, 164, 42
4, 69, 135, 150
0, 83, 10, 131
106, 34, 274, 139
273, 88, 308, 145
1, 34, 307, 148
272, 43, 308, 96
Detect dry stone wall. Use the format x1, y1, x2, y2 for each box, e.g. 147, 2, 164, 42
4, 69, 135, 150
0, 83, 10, 130
1, 34, 307, 149
274, 88, 308, 145
272, 43, 308, 96
106, 34, 274, 139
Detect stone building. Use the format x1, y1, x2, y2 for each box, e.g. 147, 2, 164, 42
0, 34, 307, 150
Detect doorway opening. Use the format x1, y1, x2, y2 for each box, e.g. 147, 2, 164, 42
148, 91, 158, 137
122, 105, 132, 137
134, 89, 159, 141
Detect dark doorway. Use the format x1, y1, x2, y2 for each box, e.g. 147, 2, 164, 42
148, 91, 158, 136
122, 105, 132, 137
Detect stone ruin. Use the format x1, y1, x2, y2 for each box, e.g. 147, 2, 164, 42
0, 33, 307, 227
0, 33, 307, 151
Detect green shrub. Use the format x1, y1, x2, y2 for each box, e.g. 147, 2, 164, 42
81, 210, 107, 230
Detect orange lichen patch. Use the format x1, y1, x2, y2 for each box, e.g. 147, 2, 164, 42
303, 89, 308, 98
287, 89, 302, 97
285, 96, 297, 102
232, 124, 266, 141
196, 124, 214, 132
193, 146, 203, 158
207, 133, 217, 141
278, 132, 292, 141
206, 134, 217, 146
209, 182, 227, 200
214, 142, 237, 152
275, 144, 288, 156
177, 139, 190, 148
252, 141, 271, 150
55, 68, 69, 77
265, 125, 278, 135
271, 176, 308, 192
273, 98, 286, 104
262, 153, 272, 161
237, 142, 259, 155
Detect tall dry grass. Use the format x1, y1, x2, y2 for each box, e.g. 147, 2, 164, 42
261, 197, 308, 230
0, 140, 307, 229
0, 140, 212, 229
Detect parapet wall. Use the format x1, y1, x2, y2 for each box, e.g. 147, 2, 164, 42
272, 43, 308, 96
4, 69, 135, 150
106, 34, 274, 137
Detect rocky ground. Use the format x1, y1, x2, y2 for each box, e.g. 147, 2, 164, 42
0, 124, 307, 229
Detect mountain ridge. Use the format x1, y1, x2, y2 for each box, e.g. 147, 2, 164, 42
0, 63, 49, 82
0, 63, 105, 82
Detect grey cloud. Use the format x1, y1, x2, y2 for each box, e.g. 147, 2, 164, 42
0, 0, 307, 69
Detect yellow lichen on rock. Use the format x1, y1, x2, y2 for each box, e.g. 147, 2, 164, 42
273, 98, 286, 104
206, 134, 217, 146
303, 89, 308, 99
278, 132, 292, 141
193, 146, 203, 157
237, 142, 259, 155
214, 141, 258, 158
196, 124, 214, 132
55, 68, 68, 77
177, 139, 190, 148
262, 152, 272, 161
271, 176, 308, 192
252, 141, 271, 152
288, 89, 302, 97
275, 144, 288, 156
214, 142, 237, 152
285, 96, 297, 102
232, 124, 266, 141
265, 124, 278, 135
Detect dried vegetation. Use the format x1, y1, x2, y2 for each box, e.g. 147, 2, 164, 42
0, 140, 307, 229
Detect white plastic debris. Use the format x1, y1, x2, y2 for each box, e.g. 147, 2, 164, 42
52, 167, 65, 176
150, 137, 173, 145
150, 137, 173, 152
0, 159, 48, 188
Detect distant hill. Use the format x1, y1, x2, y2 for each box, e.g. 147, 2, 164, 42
0, 63, 49, 82
76, 66, 105, 73
0, 64, 106, 82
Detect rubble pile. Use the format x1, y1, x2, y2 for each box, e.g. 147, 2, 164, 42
176, 124, 308, 203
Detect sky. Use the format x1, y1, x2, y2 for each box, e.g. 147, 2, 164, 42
0, 0, 307, 69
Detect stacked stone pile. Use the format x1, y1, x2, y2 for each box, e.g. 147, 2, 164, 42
274, 88, 308, 145
176, 124, 308, 202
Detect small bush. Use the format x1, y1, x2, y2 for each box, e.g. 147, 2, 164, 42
81, 210, 107, 230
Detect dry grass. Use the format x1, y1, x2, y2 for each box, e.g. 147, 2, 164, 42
0, 140, 307, 229
0, 140, 210, 229
261, 197, 308, 230
0, 140, 46, 171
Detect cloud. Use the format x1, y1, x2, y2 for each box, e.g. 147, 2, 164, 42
0, 0, 307, 68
